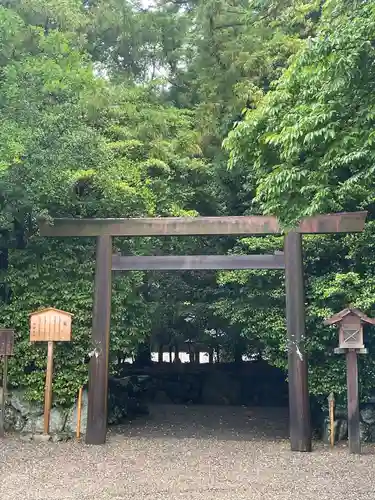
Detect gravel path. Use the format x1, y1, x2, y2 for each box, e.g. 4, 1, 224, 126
0, 404, 374, 500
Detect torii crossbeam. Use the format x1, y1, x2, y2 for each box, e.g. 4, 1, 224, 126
38, 211, 367, 451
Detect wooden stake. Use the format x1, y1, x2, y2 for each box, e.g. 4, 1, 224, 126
328, 392, 335, 447
44, 341, 54, 435
0, 356, 6, 438
346, 349, 360, 454
76, 387, 83, 439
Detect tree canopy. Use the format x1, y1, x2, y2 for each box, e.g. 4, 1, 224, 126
225, 0, 375, 226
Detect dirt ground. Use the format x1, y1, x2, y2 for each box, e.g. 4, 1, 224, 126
0, 404, 374, 500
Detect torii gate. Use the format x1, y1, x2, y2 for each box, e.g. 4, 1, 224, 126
39, 211, 367, 451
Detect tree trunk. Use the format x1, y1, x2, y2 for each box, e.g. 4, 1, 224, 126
135, 342, 151, 366
158, 345, 163, 363
215, 347, 220, 363
234, 342, 243, 364
188, 344, 194, 363
208, 348, 214, 364
174, 345, 180, 362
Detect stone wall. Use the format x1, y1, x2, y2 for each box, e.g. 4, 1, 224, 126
2, 376, 149, 441
8, 361, 375, 445
322, 403, 375, 444
118, 360, 290, 407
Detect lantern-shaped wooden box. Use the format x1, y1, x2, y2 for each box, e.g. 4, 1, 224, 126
324, 307, 375, 350
29, 307, 73, 342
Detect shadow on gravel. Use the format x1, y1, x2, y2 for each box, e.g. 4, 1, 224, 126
111, 404, 289, 442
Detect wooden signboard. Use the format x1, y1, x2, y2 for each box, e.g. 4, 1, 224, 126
30, 308, 72, 342
29, 308, 73, 435
0, 329, 15, 438
0, 329, 14, 356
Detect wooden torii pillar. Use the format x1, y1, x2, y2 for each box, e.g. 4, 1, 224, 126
39, 211, 367, 450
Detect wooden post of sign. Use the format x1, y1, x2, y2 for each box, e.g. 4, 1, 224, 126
347, 349, 360, 454
0, 329, 15, 438
0, 357, 5, 438
43, 341, 54, 434
2, 356, 8, 435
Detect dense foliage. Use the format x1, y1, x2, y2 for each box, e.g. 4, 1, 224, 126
224, 0, 375, 403
0, 0, 374, 408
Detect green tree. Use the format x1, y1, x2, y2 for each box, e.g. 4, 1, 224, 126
225, 0, 375, 226
223, 0, 375, 404
4, 0, 375, 412
0, 6, 218, 404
